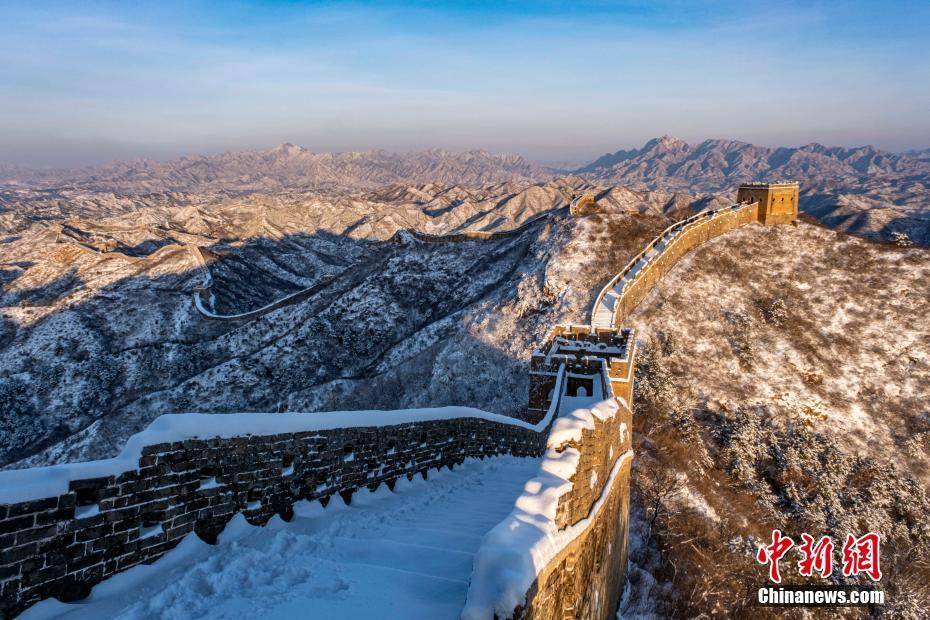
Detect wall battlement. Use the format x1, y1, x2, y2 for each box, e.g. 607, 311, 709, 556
569, 194, 598, 216
0, 409, 551, 618
528, 326, 635, 423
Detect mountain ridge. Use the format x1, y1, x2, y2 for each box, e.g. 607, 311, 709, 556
3, 136, 927, 244
0, 145, 554, 193
576, 135, 929, 190
4, 136, 928, 196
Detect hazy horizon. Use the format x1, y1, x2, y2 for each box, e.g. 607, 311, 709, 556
3, 134, 929, 172
2, 0, 929, 167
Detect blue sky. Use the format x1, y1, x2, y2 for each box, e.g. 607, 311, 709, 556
1, 0, 928, 166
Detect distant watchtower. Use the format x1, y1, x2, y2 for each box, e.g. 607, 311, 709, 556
737, 181, 800, 225
569, 194, 598, 217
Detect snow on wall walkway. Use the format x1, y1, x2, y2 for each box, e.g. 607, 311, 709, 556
591, 204, 749, 328
591, 236, 667, 327
21, 455, 541, 620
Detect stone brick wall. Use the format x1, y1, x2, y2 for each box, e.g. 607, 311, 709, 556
0, 416, 545, 619
737, 182, 799, 226
468, 190, 799, 620
593, 203, 759, 328
528, 325, 634, 420
462, 388, 634, 620
507, 198, 792, 619
524, 369, 633, 619
553, 396, 632, 530
516, 454, 632, 620
569, 194, 597, 217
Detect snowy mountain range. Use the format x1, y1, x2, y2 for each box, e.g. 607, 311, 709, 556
571, 136, 930, 243
0, 135, 927, 467
576, 135, 929, 191
4, 136, 928, 195
0, 145, 552, 193
0, 176, 727, 468
4, 136, 926, 244
1, 137, 928, 617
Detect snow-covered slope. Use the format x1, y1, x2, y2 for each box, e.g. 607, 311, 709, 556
620, 221, 930, 617
0, 181, 687, 469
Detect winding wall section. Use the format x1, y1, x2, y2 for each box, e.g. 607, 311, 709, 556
464, 197, 778, 620
0, 191, 786, 619
592, 202, 758, 328
192, 208, 562, 320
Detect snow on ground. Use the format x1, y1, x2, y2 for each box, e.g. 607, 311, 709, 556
462, 373, 631, 619
628, 221, 930, 478
21, 455, 542, 620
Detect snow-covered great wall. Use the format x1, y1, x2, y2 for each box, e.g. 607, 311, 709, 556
462, 198, 769, 620
0, 187, 790, 619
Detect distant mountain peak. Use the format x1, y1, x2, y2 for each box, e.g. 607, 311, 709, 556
649, 135, 688, 148
267, 142, 309, 156
637, 135, 690, 156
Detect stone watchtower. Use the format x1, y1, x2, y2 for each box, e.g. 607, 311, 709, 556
569, 194, 598, 217
526, 325, 635, 423
737, 181, 800, 225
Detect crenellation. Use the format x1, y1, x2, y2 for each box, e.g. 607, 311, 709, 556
0, 415, 547, 618
529, 325, 635, 416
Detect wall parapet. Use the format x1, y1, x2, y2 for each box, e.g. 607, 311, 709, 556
552, 361, 631, 529
463, 375, 633, 620
591, 202, 758, 328
528, 325, 634, 422
0, 399, 567, 619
